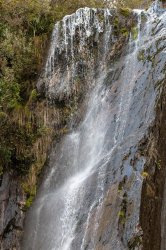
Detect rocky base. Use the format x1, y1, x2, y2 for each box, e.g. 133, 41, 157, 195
0, 173, 26, 250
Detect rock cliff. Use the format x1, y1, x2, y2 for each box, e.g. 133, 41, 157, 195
1, 4, 166, 250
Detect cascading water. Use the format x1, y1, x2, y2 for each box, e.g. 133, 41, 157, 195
22, 5, 166, 250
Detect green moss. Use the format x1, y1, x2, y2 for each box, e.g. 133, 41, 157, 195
156, 160, 161, 170
120, 27, 129, 37
118, 193, 127, 226
141, 171, 149, 179
113, 17, 120, 35
37, 126, 52, 137
118, 181, 124, 192
24, 195, 34, 209
30, 89, 39, 101
118, 210, 126, 225
118, 210, 125, 218
0, 78, 21, 111
24, 188, 36, 210
114, 17, 119, 27
131, 26, 138, 40
23, 185, 36, 210
141, 12, 147, 23
119, 7, 131, 17
137, 49, 146, 62
147, 54, 155, 66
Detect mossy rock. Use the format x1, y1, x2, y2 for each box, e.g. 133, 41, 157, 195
119, 8, 132, 17
131, 26, 138, 40
137, 49, 146, 62
29, 89, 39, 102
23, 184, 36, 210
120, 27, 129, 37
113, 17, 120, 35
24, 195, 35, 210
141, 12, 147, 23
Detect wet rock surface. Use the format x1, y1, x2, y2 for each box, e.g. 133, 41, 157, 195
140, 78, 166, 250
0, 173, 25, 250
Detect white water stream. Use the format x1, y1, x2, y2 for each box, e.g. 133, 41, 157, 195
22, 5, 166, 250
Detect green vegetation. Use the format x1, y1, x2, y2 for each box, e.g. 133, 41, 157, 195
120, 27, 129, 36
119, 7, 131, 17
119, 0, 152, 9
113, 17, 120, 35
118, 210, 126, 223
137, 49, 146, 61
118, 192, 127, 226
23, 184, 36, 210
156, 160, 162, 170
141, 171, 149, 179
131, 26, 138, 40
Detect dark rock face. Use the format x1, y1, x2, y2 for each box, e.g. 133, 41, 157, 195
0, 173, 25, 250
140, 78, 166, 250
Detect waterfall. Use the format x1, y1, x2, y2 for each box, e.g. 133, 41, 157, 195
22, 5, 166, 250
